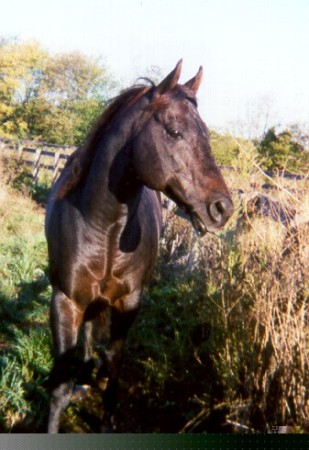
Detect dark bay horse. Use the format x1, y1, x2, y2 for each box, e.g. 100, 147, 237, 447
45, 60, 234, 432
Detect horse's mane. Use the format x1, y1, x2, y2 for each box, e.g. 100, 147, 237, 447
56, 84, 153, 199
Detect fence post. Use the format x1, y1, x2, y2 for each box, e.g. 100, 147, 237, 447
18, 143, 24, 159
0, 137, 77, 183
33, 148, 42, 181
53, 152, 61, 183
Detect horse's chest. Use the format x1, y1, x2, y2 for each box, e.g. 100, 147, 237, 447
80, 243, 143, 297
74, 215, 158, 307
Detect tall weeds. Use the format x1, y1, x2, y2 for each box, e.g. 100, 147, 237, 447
128, 136, 308, 432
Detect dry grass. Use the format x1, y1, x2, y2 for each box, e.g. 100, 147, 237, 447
159, 151, 309, 431
233, 211, 309, 429
191, 169, 308, 431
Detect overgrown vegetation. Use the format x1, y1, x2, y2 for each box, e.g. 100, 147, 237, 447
210, 128, 309, 174
0, 145, 307, 433
119, 147, 308, 433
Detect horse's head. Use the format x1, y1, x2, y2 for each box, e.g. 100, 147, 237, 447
132, 60, 234, 235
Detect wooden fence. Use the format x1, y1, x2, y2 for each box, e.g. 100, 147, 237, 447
1, 137, 305, 186
0, 137, 76, 182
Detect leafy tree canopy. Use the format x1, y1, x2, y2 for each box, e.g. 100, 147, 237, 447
0, 38, 116, 145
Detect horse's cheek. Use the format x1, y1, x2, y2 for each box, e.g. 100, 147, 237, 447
133, 140, 165, 190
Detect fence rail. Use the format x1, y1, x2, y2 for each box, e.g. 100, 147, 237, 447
0, 137, 76, 182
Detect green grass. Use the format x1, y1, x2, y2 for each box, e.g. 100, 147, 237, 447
0, 183, 52, 431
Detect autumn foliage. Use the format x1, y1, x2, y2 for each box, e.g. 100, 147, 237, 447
0, 39, 114, 145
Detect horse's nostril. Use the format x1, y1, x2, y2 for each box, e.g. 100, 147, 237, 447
215, 200, 225, 215
208, 198, 234, 225
209, 201, 224, 222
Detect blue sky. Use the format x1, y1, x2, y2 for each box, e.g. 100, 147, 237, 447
2, 0, 309, 135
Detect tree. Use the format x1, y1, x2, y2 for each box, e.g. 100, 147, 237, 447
0, 39, 116, 145
258, 127, 309, 172
0, 40, 48, 136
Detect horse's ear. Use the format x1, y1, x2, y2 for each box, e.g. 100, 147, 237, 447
156, 59, 183, 94
184, 66, 203, 94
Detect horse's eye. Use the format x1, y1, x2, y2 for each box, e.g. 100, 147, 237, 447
166, 127, 183, 139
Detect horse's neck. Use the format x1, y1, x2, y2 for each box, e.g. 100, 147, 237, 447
81, 110, 144, 225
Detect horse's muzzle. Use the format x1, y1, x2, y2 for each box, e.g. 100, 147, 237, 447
191, 196, 234, 235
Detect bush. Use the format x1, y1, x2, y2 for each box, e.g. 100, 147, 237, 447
258, 127, 309, 173
210, 130, 240, 166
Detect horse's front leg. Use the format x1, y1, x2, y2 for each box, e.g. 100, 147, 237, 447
47, 289, 83, 433
99, 300, 139, 431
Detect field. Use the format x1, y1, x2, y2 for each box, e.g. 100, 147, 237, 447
0, 148, 308, 433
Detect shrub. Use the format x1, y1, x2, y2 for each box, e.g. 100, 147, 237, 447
258, 127, 309, 173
